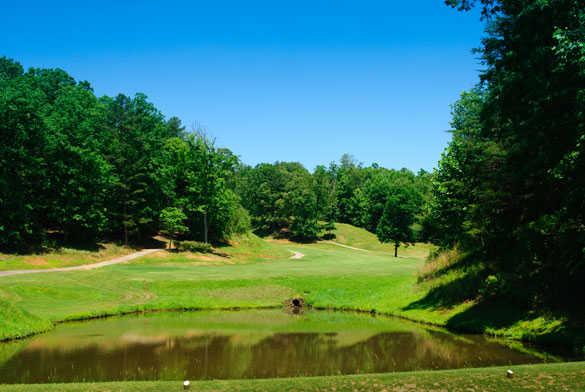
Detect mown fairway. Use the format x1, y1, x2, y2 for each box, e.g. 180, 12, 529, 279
0, 224, 566, 344
0, 230, 458, 340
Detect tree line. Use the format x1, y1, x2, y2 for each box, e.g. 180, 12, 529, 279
235, 157, 431, 253
0, 57, 432, 254
425, 0, 584, 311
0, 58, 249, 252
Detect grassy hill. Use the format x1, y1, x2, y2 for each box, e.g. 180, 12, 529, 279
331, 222, 436, 258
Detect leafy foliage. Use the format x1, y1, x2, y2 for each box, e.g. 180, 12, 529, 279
430, 0, 585, 310
376, 185, 421, 256
159, 207, 188, 248
236, 156, 431, 244
0, 58, 248, 251
174, 240, 213, 253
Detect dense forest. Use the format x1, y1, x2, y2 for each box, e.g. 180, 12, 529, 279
1, 0, 584, 317
0, 59, 251, 250
0, 57, 431, 254
425, 0, 585, 311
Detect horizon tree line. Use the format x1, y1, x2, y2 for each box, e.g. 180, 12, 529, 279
0, 56, 430, 254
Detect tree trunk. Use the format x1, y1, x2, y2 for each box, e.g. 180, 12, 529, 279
123, 203, 129, 246
394, 243, 398, 258
203, 210, 208, 244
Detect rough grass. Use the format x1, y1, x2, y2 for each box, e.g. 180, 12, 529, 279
417, 246, 464, 282
1, 362, 584, 391
0, 243, 134, 271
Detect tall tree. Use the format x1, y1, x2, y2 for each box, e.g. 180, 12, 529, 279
376, 185, 420, 257
433, 0, 585, 308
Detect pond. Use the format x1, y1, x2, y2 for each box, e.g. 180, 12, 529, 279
0, 309, 563, 384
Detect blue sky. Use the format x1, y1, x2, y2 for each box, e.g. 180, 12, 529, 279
2, 0, 485, 171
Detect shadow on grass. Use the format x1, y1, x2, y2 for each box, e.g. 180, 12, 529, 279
446, 301, 585, 356
445, 300, 530, 333
404, 269, 484, 310
404, 273, 585, 355
418, 251, 477, 283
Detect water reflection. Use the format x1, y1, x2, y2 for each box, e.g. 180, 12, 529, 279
0, 309, 553, 383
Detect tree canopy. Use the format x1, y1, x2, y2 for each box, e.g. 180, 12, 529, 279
427, 0, 585, 310
0, 58, 248, 251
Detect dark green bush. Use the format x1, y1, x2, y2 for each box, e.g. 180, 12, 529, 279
175, 241, 213, 253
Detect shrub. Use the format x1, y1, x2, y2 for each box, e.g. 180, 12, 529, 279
175, 241, 213, 253
226, 204, 252, 238
478, 274, 510, 298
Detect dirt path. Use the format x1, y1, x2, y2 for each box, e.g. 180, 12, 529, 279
289, 250, 305, 259
0, 248, 162, 278
322, 241, 370, 252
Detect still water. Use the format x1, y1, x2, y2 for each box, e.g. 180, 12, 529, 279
0, 309, 558, 383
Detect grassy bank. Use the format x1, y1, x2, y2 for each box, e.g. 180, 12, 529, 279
0, 243, 134, 271
1, 362, 584, 391
0, 225, 578, 352
0, 233, 450, 341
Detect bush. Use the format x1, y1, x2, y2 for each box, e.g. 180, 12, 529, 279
226, 204, 252, 237
175, 241, 213, 253
478, 274, 510, 298
290, 218, 319, 242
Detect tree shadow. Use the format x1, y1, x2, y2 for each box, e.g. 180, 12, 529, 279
445, 300, 530, 333
418, 251, 477, 282
404, 270, 484, 310
446, 301, 585, 356
127, 236, 167, 249
403, 277, 585, 355
44, 232, 105, 252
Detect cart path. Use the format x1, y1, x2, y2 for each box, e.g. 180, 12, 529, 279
0, 248, 162, 278
322, 241, 370, 252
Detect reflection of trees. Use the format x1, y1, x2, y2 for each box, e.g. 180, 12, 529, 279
0, 327, 544, 383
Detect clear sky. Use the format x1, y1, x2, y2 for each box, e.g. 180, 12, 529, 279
2, 0, 485, 171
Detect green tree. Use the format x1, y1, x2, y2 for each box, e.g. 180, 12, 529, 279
101, 93, 175, 245
435, 0, 585, 308
159, 207, 188, 249
0, 63, 48, 251
238, 162, 319, 241
312, 165, 337, 224
376, 185, 420, 257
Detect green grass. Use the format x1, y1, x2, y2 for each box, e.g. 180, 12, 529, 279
0, 227, 573, 348
332, 222, 436, 258
0, 230, 456, 341
0, 243, 134, 271
0, 225, 580, 391
1, 362, 584, 391
0, 300, 52, 341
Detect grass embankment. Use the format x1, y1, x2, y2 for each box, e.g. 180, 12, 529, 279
0, 300, 51, 340
0, 224, 579, 351
331, 222, 436, 258
1, 362, 584, 392
0, 243, 134, 271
